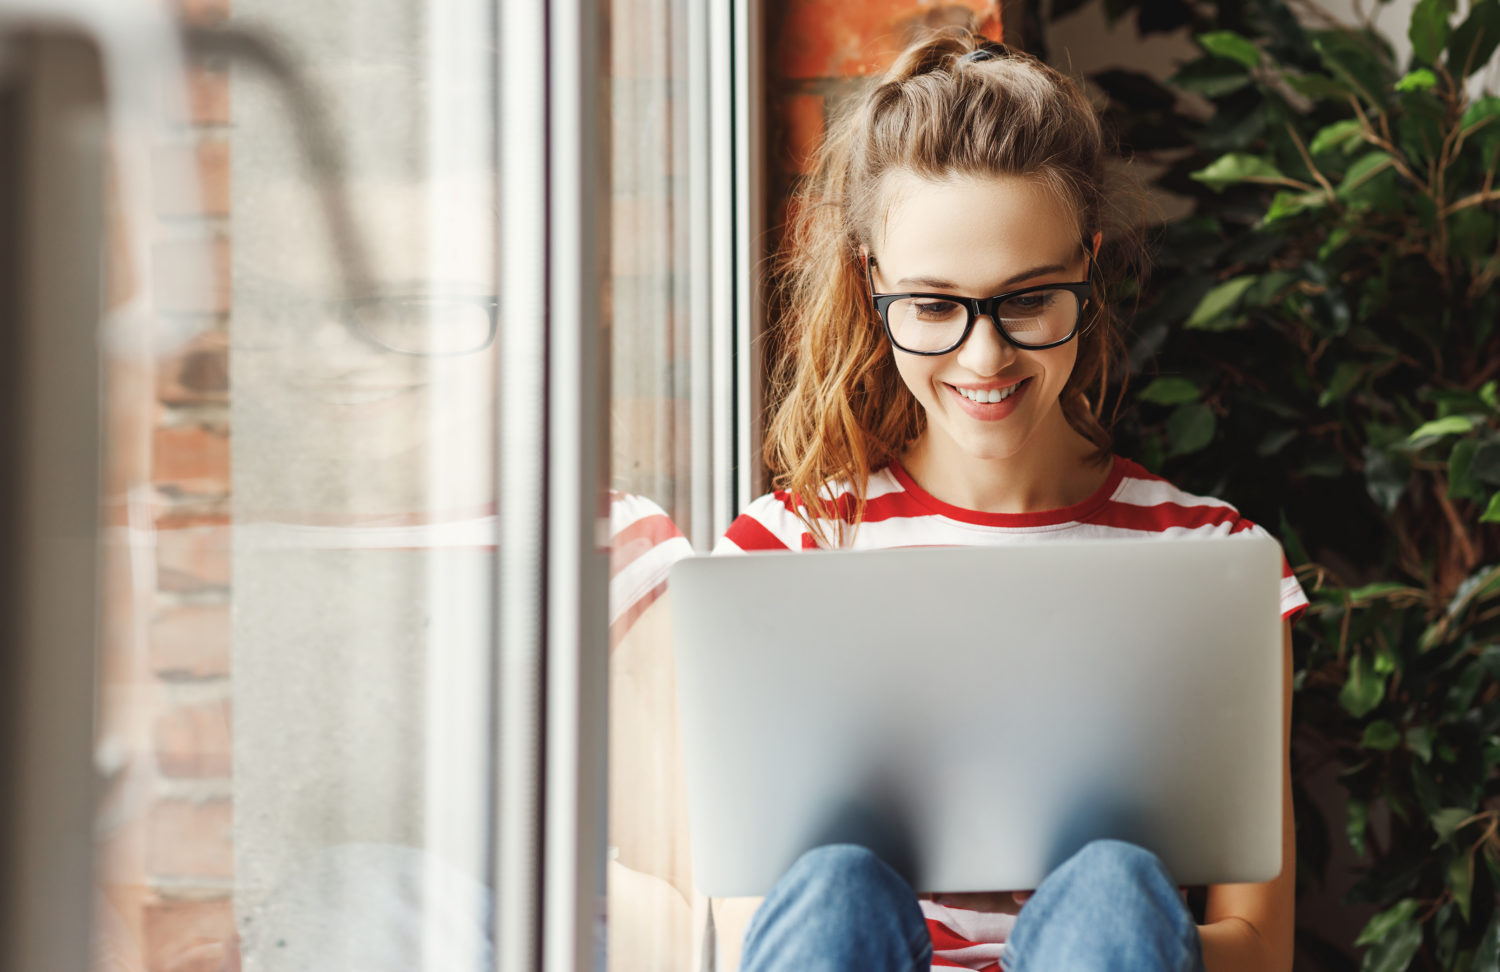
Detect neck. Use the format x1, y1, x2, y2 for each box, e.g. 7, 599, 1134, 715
900, 408, 1109, 514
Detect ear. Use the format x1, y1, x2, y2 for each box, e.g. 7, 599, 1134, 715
1090, 231, 1102, 258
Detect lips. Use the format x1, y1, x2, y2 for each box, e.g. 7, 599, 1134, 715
946, 376, 1031, 420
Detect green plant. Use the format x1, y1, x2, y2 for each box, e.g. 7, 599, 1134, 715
1051, 0, 1500, 967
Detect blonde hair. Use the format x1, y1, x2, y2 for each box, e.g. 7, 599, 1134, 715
764, 26, 1141, 545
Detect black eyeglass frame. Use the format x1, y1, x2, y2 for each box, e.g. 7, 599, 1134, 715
865, 252, 1097, 356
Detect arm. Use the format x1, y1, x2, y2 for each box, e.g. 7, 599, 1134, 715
1198, 620, 1296, 971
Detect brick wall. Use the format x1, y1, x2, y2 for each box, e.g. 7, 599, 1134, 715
764, 1, 1003, 240
98, 0, 237, 968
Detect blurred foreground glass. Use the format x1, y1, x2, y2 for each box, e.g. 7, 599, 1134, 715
91, 1, 501, 969
605, 0, 705, 969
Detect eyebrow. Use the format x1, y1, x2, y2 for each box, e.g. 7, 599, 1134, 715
895, 263, 1071, 292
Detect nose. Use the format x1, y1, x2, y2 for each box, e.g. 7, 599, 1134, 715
955, 311, 1015, 377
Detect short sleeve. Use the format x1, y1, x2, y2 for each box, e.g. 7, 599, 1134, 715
715, 491, 811, 554
1240, 520, 1308, 625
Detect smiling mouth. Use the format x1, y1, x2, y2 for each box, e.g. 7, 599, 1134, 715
950, 378, 1029, 404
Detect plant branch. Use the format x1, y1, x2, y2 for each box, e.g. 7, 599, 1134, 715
1349, 97, 1429, 192
1443, 189, 1500, 216
1435, 479, 1480, 574
1286, 122, 1337, 200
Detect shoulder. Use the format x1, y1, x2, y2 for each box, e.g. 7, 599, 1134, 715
1095, 458, 1257, 536
715, 470, 901, 553
1105, 459, 1309, 623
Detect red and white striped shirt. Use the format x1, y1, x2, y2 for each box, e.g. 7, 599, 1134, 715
717, 456, 1307, 971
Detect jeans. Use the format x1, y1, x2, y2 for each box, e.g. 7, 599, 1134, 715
739, 840, 1206, 972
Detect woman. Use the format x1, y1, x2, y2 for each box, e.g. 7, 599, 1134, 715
716, 26, 1306, 972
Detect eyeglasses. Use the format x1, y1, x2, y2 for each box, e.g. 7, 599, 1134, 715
346, 295, 498, 356
866, 255, 1094, 355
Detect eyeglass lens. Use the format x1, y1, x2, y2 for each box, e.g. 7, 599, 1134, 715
348, 297, 496, 355
885, 288, 1082, 352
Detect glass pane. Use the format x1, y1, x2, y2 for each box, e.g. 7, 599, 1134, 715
93, 2, 500, 968
606, 0, 701, 969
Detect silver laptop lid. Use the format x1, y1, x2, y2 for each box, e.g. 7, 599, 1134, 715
670, 535, 1284, 897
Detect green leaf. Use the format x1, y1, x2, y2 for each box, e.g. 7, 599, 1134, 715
1186, 276, 1258, 328
1449, 439, 1485, 501
1483, 492, 1500, 523
1320, 361, 1367, 407
1190, 153, 1289, 192
1411, 0, 1454, 64
1483, 380, 1500, 409
1470, 440, 1500, 484
1286, 70, 1355, 100
1341, 654, 1387, 718
1432, 807, 1473, 843
1166, 403, 1217, 456
1310, 118, 1366, 155
1406, 725, 1434, 762
1363, 720, 1402, 750
1199, 30, 1263, 68
1475, 909, 1500, 971
1448, 0, 1500, 77
1313, 32, 1394, 106
1451, 853, 1473, 923
1361, 918, 1424, 972
1171, 58, 1255, 97
1461, 95, 1500, 140
1451, 208, 1498, 256
1396, 67, 1439, 91
1138, 377, 1202, 405
1258, 428, 1298, 457
1408, 414, 1478, 441
1339, 151, 1397, 196
1263, 190, 1326, 224
1348, 796, 1370, 855
1346, 581, 1417, 601
1357, 898, 1422, 947
1365, 445, 1410, 512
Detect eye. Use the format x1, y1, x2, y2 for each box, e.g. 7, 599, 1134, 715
911, 299, 963, 321
999, 292, 1055, 314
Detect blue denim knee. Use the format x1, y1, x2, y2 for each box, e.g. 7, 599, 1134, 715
741, 844, 932, 972
1004, 839, 1205, 972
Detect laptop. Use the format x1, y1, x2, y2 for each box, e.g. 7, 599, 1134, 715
669, 536, 1284, 898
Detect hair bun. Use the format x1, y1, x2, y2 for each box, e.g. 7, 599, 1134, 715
883, 24, 995, 83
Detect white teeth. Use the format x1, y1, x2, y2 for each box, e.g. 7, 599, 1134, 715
957, 382, 1021, 404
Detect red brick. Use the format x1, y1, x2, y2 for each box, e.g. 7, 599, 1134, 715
781, 93, 825, 174
157, 331, 229, 406
150, 604, 231, 679
155, 526, 232, 593
154, 699, 232, 778
775, 0, 1000, 79
181, 65, 230, 126
142, 897, 237, 972
168, 0, 230, 27
154, 505, 232, 531
103, 356, 159, 499
153, 140, 230, 217
154, 238, 230, 314
152, 423, 230, 495
147, 799, 233, 879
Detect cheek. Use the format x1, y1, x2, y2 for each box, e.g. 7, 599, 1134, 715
1041, 344, 1080, 395
891, 352, 936, 403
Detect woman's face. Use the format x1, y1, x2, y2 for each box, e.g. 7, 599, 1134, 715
870, 171, 1089, 468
